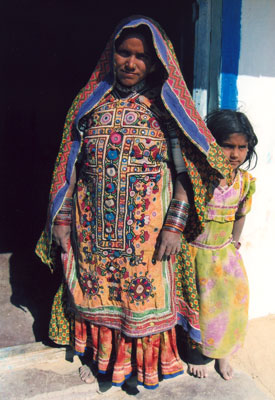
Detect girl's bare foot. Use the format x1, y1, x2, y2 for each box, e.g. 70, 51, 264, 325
188, 363, 208, 378
79, 365, 96, 384
216, 358, 233, 380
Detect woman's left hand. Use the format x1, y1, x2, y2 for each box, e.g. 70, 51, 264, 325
153, 230, 182, 261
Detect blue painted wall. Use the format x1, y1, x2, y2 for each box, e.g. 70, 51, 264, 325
220, 0, 242, 109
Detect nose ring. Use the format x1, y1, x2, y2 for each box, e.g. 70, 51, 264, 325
126, 62, 136, 69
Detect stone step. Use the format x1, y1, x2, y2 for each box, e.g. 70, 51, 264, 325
0, 342, 73, 371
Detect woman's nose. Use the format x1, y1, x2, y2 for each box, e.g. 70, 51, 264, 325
126, 56, 136, 69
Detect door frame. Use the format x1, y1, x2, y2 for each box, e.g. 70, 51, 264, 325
192, 0, 222, 117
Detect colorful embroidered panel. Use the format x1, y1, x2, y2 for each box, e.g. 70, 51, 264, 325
59, 94, 176, 336
78, 97, 168, 258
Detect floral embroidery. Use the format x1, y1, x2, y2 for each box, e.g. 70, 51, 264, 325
80, 272, 103, 296
110, 132, 122, 145
77, 98, 167, 263
127, 272, 154, 303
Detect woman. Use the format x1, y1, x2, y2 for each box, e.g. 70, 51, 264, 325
36, 15, 231, 389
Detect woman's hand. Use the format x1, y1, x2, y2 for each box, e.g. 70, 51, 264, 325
153, 229, 182, 261
52, 225, 71, 253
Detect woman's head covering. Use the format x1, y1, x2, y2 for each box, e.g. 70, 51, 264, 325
36, 15, 231, 266
75, 15, 215, 152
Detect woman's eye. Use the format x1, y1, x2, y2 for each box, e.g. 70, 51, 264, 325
117, 50, 130, 57
137, 54, 149, 61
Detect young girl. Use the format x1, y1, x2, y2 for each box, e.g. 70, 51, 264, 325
186, 109, 258, 380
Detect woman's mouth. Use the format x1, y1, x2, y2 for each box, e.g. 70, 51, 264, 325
121, 70, 136, 76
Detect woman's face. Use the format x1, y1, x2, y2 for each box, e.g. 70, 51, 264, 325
114, 34, 155, 87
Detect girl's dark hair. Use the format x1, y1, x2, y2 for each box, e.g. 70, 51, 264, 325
205, 109, 258, 169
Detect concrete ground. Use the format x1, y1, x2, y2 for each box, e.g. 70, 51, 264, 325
0, 342, 271, 400
1, 253, 274, 399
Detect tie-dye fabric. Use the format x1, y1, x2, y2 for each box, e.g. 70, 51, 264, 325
187, 169, 256, 358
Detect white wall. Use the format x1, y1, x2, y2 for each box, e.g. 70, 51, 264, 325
237, 0, 275, 318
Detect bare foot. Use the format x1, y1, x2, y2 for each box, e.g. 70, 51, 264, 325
188, 363, 208, 378
79, 364, 96, 384
216, 358, 233, 380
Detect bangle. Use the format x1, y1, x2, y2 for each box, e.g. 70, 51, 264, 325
163, 199, 189, 234
54, 197, 73, 226
162, 227, 182, 234
232, 240, 241, 249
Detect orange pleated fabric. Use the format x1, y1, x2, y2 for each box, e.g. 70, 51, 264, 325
74, 316, 183, 389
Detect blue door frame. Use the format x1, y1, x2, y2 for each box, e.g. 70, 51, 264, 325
220, 0, 242, 110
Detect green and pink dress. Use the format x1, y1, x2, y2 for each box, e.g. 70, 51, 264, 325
189, 169, 255, 358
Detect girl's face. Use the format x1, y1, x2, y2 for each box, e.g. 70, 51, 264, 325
114, 35, 155, 87
221, 133, 248, 171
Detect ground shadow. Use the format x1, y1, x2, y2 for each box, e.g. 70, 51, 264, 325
8, 247, 63, 344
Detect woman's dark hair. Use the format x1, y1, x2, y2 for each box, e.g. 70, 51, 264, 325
114, 25, 167, 84
115, 25, 153, 52
205, 109, 258, 169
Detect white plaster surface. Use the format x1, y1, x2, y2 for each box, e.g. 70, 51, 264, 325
237, 75, 275, 318
236, 0, 275, 318
238, 0, 275, 77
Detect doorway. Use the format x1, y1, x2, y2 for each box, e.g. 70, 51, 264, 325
0, 0, 196, 252
0, 1, 196, 346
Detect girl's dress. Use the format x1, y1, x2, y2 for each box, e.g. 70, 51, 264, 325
189, 169, 256, 358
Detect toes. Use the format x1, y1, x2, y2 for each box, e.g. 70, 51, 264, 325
222, 370, 230, 380
188, 364, 208, 378
202, 369, 208, 378
188, 364, 196, 377
188, 364, 193, 375
217, 359, 233, 380
199, 367, 208, 378
79, 365, 96, 384
85, 375, 96, 384
224, 367, 233, 380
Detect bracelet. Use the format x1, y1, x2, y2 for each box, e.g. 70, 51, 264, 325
54, 197, 73, 226
232, 240, 241, 249
163, 199, 189, 234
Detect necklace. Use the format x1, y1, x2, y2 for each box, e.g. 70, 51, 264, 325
115, 80, 147, 96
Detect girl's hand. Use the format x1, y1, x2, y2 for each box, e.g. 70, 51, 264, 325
153, 229, 182, 261
52, 225, 71, 253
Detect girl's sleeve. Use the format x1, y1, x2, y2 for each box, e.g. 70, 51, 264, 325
236, 172, 256, 218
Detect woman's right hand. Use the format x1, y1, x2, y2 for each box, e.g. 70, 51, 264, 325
153, 229, 182, 261
52, 225, 71, 253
